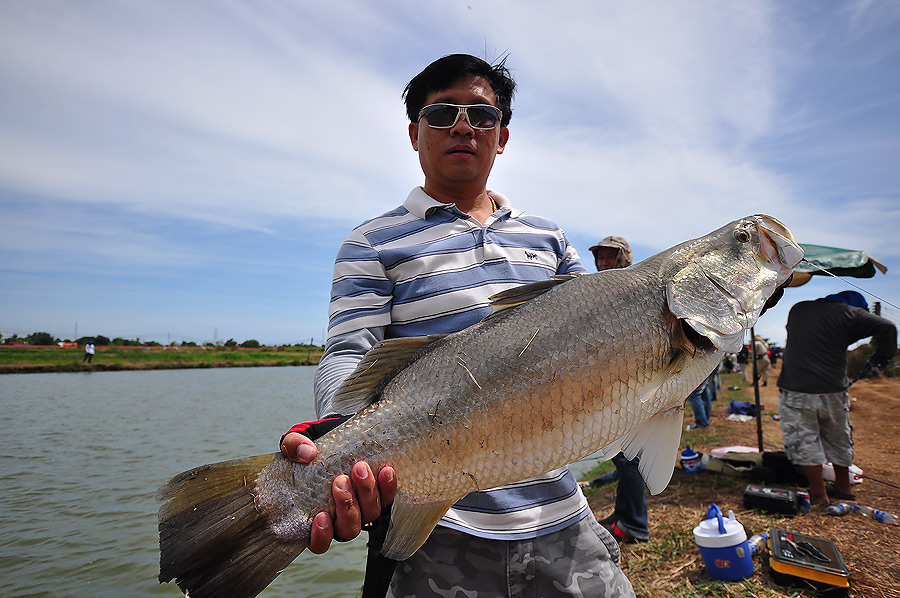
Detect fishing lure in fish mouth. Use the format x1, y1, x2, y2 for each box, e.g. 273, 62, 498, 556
157, 214, 803, 598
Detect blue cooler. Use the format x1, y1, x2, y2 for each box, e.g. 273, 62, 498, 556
693, 504, 754, 580
681, 445, 702, 473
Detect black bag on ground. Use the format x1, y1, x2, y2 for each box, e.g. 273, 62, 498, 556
750, 451, 809, 486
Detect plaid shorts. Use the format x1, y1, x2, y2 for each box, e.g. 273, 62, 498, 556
778, 389, 853, 467
388, 514, 635, 598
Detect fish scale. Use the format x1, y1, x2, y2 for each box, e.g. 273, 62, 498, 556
268, 246, 734, 533
157, 214, 803, 598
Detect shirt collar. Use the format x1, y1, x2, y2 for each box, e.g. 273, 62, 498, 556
402, 187, 524, 219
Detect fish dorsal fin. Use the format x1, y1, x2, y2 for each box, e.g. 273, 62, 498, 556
484, 274, 581, 321
332, 335, 446, 414
620, 405, 685, 495
381, 493, 457, 560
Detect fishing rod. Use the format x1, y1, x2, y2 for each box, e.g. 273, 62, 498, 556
798, 259, 899, 312
795, 258, 898, 387
748, 257, 898, 449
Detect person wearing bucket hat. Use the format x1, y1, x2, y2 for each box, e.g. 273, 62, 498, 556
589, 235, 633, 272
586, 235, 650, 544
745, 334, 770, 386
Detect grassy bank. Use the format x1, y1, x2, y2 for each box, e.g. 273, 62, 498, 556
0, 345, 323, 373
581, 370, 900, 597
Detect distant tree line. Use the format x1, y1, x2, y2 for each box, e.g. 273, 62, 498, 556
1, 331, 319, 349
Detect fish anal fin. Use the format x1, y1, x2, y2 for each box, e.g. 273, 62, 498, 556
380, 494, 456, 561
483, 274, 581, 321
621, 405, 685, 495
333, 334, 446, 413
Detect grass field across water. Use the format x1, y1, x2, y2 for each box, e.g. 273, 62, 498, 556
0, 345, 324, 373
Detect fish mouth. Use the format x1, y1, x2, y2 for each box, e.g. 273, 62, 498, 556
680, 319, 718, 353
755, 215, 804, 283
667, 214, 804, 355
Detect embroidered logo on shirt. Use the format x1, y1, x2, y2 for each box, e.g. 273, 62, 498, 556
525, 251, 538, 260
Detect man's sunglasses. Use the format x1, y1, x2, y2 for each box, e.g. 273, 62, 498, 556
417, 103, 503, 130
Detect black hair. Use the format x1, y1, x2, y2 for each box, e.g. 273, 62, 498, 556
403, 54, 516, 127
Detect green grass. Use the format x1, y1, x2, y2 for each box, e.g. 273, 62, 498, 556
0, 345, 323, 373
581, 458, 616, 482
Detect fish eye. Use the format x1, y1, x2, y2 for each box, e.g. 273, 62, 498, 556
733, 228, 752, 243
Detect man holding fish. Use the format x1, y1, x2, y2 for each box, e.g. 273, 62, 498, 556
157, 54, 802, 598
282, 53, 635, 597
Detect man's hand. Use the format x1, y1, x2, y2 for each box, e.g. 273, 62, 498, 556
858, 358, 889, 380
280, 430, 397, 554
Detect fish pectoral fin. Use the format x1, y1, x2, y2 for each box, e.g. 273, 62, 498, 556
483, 274, 580, 320
634, 350, 690, 404
620, 405, 685, 495
380, 494, 456, 561
333, 335, 447, 414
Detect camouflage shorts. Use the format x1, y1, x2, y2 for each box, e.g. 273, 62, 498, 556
778, 389, 853, 467
387, 513, 635, 598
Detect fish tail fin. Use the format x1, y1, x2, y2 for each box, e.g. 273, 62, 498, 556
157, 453, 306, 598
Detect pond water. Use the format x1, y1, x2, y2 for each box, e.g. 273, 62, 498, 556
0, 367, 603, 597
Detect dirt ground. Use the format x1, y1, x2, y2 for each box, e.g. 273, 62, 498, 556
587, 364, 900, 598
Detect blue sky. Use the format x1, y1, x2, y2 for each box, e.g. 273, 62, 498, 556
2, 1, 898, 347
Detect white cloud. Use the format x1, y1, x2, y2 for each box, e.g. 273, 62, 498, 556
1, 1, 897, 343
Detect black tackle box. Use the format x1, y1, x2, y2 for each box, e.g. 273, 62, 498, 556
742, 484, 798, 515
768, 528, 850, 596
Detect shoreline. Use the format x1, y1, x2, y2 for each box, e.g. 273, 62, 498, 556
0, 361, 318, 374
0, 346, 323, 374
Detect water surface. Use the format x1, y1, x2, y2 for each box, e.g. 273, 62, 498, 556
0, 368, 367, 598
0, 367, 603, 598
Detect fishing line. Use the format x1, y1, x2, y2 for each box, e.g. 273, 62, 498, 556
864, 474, 900, 492
798, 259, 900, 311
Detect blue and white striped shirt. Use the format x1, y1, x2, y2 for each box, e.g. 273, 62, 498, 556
314, 186, 589, 540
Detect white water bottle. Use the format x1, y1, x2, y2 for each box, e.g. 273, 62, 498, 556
856, 505, 899, 525
748, 533, 768, 556
826, 503, 853, 517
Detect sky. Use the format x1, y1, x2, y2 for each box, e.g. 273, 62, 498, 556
1, 0, 899, 347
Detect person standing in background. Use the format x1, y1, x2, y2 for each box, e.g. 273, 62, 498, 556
589, 235, 632, 272
81, 340, 95, 364
685, 376, 712, 431
778, 290, 897, 505
749, 334, 770, 386
588, 236, 651, 544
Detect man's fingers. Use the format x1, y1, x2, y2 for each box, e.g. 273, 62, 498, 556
304, 461, 398, 556
332, 474, 362, 541
351, 462, 381, 523
308, 512, 334, 554
377, 466, 398, 508
280, 432, 317, 463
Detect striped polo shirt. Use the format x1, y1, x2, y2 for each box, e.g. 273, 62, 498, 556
315, 186, 589, 540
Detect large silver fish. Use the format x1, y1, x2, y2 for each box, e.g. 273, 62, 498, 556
158, 214, 802, 598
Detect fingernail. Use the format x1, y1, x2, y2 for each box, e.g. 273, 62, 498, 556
385, 468, 394, 483
336, 475, 351, 491
297, 444, 315, 461
315, 513, 329, 529
355, 463, 369, 480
